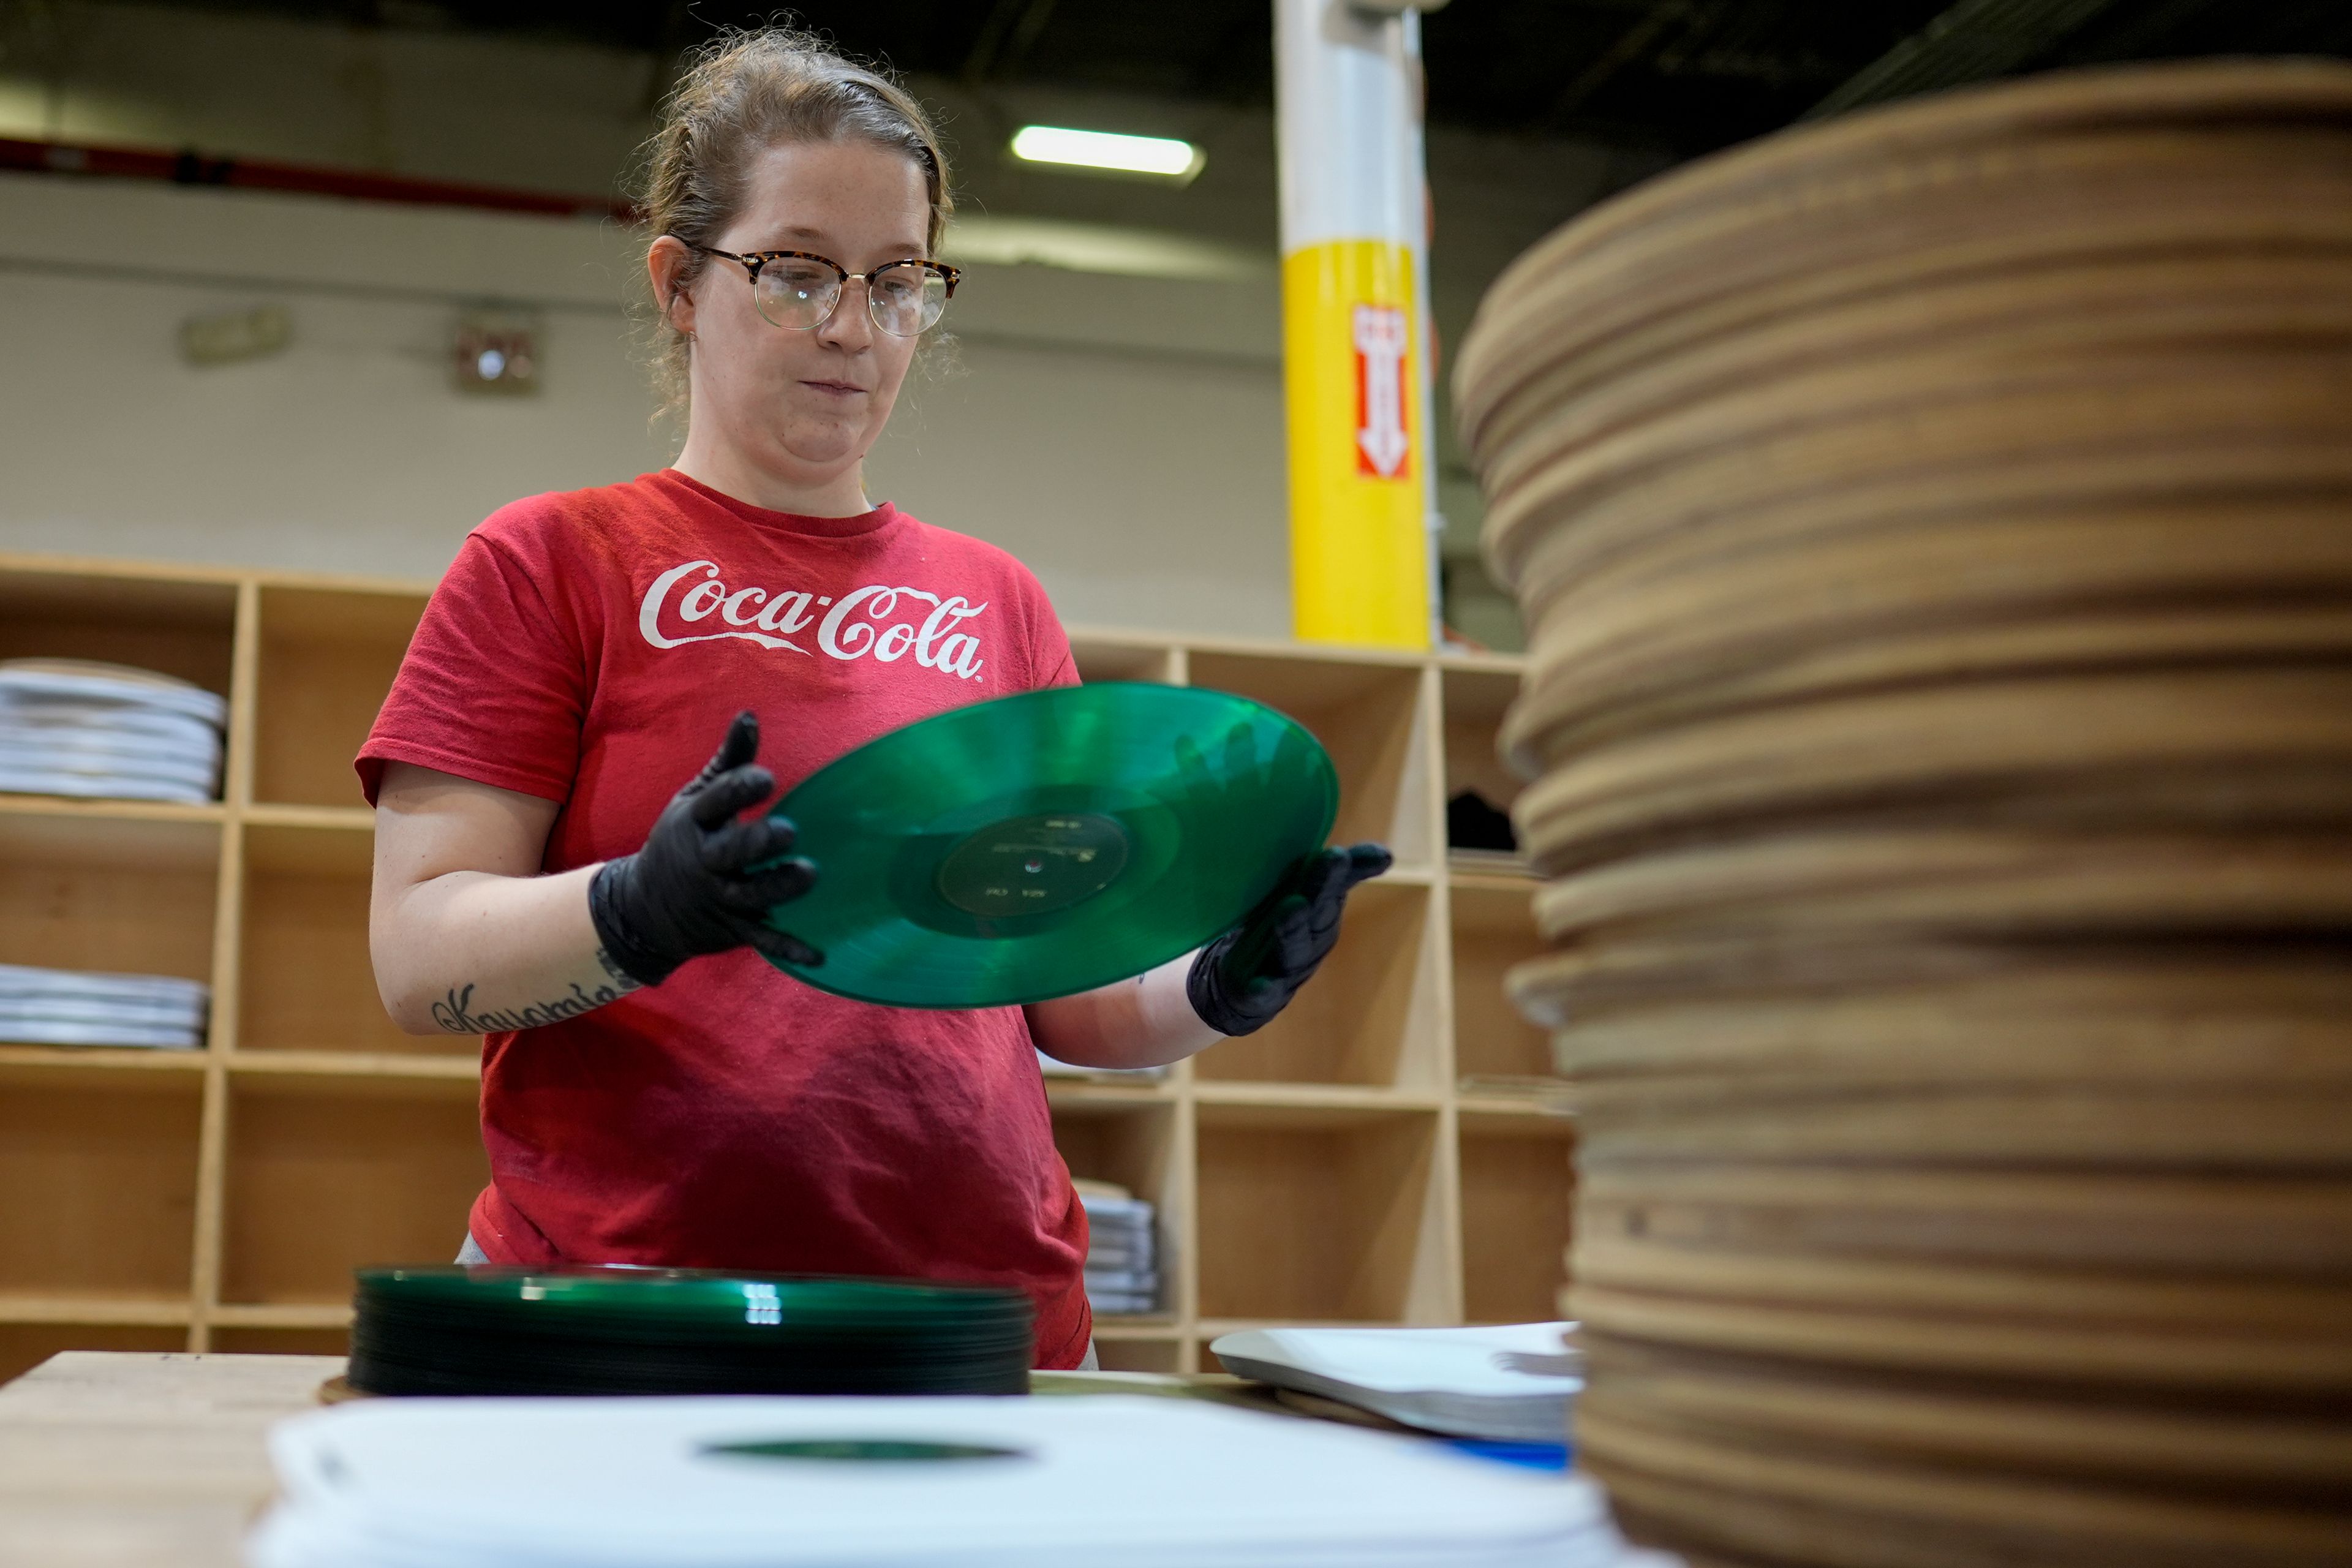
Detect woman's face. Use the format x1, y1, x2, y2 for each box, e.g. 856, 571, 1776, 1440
669, 139, 930, 500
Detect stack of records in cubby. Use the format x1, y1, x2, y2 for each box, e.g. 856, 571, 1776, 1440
0, 962, 208, 1049
1076, 1180, 1159, 1316
1448, 790, 1529, 878
0, 658, 226, 803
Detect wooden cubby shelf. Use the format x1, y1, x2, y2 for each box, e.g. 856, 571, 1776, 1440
1194, 1099, 1450, 1326
0, 1046, 209, 1079
0, 805, 221, 990
0, 552, 1552, 1381
1193, 878, 1443, 1090
1439, 664, 1523, 820
240, 819, 421, 1057
0, 1068, 202, 1311
253, 583, 429, 810
221, 1074, 490, 1311
1049, 1094, 1180, 1322
1186, 649, 1436, 873
1457, 1110, 1577, 1325
1090, 1339, 1185, 1374
1450, 878, 1556, 1094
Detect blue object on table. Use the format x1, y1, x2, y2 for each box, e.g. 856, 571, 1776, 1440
1444, 1438, 1570, 1471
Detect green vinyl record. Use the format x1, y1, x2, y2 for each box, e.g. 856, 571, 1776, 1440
354, 1266, 1033, 1331
761, 682, 1338, 1009
348, 1266, 1035, 1396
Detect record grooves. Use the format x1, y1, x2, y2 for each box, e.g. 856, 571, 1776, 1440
766, 683, 1340, 1008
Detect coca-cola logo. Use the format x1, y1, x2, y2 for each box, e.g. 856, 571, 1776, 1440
638, 560, 987, 680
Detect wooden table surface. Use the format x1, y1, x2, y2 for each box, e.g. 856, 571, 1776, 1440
0, 1351, 342, 1568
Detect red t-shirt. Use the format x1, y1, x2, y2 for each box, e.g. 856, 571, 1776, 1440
356, 469, 1092, 1367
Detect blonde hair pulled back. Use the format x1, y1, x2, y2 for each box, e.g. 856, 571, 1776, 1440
636, 26, 953, 420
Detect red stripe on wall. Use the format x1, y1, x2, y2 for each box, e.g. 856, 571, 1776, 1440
0, 137, 637, 224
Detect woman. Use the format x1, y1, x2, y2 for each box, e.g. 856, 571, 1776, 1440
361, 28, 1385, 1370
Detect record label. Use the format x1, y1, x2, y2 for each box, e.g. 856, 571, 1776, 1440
937, 813, 1132, 919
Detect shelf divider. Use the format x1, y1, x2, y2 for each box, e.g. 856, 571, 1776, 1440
242, 804, 374, 831
0, 1045, 207, 1078
192, 576, 263, 1351
0, 795, 224, 826
0, 1294, 195, 1327
208, 1302, 353, 1330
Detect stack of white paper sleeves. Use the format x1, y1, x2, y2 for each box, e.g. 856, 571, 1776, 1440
1211, 1323, 1583, 1444
0, 658, 227, 803
249, 1395, 1669, 1568
0, 962, 207, 1049
1079, 1188, 1158, 1316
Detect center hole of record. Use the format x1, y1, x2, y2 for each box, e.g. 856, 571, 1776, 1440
935, 812, 1131, 918
701, 1439, 1028, 1463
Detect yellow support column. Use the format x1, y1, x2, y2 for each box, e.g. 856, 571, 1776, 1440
1277, 0, 1434, 650
1281, 239, 1427, 646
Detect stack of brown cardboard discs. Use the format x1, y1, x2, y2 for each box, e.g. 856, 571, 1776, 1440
1453, 61, 2352, 1568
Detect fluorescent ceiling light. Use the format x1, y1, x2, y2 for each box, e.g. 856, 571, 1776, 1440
1010, 125, 1205, 182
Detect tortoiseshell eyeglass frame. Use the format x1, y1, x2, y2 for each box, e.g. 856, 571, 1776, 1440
690, 246, 960, 336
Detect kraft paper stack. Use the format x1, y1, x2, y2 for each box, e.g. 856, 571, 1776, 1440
1453, 61, 2352, 1568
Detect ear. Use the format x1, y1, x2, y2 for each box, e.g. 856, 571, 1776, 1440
647, 235, 699, 337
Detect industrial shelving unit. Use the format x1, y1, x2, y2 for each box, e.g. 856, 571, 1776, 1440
0, 551, 1570, 1378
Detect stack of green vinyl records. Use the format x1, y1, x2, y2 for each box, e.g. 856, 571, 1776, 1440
348, 1267, 1034, 1397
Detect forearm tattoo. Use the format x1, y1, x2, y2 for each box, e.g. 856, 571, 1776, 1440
428, 949, 643, 1035
596, 947, 644, 994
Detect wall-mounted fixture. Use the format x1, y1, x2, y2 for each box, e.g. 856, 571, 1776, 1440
1008, 126, 1205, 184
179, 304, 292, 367
451, 312, 540, 396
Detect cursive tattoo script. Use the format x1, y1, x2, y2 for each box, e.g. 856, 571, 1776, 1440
429, 949, 642, 1035
595, 947, 644, 993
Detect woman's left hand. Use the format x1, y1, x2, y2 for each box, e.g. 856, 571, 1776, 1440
1184, 843, 1392, 1036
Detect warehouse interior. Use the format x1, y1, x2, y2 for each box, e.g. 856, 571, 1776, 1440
9, 1, 2344, 638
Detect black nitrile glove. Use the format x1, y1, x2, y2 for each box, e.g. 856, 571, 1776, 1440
1186, 843, 1392, 1036
587, 712, 820, 986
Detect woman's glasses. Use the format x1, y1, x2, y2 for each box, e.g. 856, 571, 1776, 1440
692, 246, 958, 337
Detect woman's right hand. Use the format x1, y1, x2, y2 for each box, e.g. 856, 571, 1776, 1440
588, 711, 821, 985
